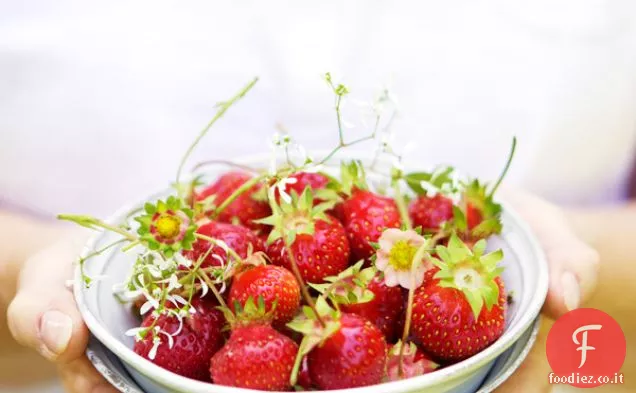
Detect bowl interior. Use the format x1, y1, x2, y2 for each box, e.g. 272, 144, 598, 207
75, 154, 548, 393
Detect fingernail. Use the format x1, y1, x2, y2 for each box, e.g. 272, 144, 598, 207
561, 272, 580, 311
39, 310, 73, 359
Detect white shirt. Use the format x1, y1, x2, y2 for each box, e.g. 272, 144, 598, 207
1, 1, 635, 218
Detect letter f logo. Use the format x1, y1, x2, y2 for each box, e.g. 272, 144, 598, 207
572, 324, 602, 368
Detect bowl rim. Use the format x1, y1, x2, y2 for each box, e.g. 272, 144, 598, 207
74, 152, 549, 393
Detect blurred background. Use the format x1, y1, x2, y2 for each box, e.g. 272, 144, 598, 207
1, 1, 635, 392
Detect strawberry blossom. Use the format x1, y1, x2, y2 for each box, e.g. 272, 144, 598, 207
375, 228, 430, 289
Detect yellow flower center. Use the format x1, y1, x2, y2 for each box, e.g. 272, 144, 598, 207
155, 214, 181, 239
388, 240, 418, 271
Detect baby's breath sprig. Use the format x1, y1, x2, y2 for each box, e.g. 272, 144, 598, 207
320, 73, 386, 165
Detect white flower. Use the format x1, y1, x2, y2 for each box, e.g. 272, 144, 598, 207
163, 274, 182, 292
139, 301, 155, 316
157, 324, 178, 349
420, 180, 441, 198
288, 143, 309, 165
376, 228, 431, 290
211, 253, 225, 266
148, 336, 162, 360
199, 277, 209, 298
166, 294, 187, 308
146, 265, 162, 278
125, 327, 146, 340
271, 176, 298, 204
174, 253, 191, 268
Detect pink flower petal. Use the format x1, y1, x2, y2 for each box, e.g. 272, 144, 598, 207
403, 230, 426, 247
412, 264, 428, 288
376, 252, 390, 270
397, 270, 415, 289
383, 266, 399, 287
378, 228, 403, 251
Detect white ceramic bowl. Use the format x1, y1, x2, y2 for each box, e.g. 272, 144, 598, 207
86, 317, 542, 393
74, 153, 549, 393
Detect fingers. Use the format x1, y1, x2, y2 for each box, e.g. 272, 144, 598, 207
7, 235, 89, 364
494, 318, 554, 393
58, 356, 119, 393
541, 238, 599, 320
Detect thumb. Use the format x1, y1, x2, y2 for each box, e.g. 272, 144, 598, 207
541, 235, 599, 320
7, 234, 89, 364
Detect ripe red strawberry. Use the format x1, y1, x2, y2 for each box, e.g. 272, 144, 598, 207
197, 171, 271, 233
183, 221, 265, 267
307, 313, 387, 389
228, 265, 301, 325
465, 202, 483, 230
261, 187, 350, 283
267, 215, 350, 284
211, 323, 298, 390
275, 171, 330, 204
408, 194, 454, 232
341, 273, 405, 342
386, 341, 438, 380
340, 189, 401, 261
411, 235, 506, 362
296, 356, 313, 390
133, 297, 225, 381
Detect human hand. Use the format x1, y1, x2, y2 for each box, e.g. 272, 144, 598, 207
494, 190, 600, 393
6, 233, 118, 393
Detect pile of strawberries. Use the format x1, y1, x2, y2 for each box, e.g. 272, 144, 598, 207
61, 76, 514, 392
128, 161, 508, 391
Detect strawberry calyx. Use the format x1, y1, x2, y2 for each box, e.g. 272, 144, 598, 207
432, 234, 504, 319
403, 165, 460, 198
386, 340, 438, 381
287, 297, 341, 386
309, 261, 377, 306
458, 179, 503, 237
135, 196, 197, 258
220, 295, 277, 330
338, 160, 368, 196
258, 186, 336, 245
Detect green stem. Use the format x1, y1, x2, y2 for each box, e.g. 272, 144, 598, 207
58, 214, 138, 242
392, 181, 413, 230
489, 136, 517, 198
78, 238, 128, 285
175, 77, 259, 197
121, 240, 141, 252
198, 272, 228, 309
191, 159, 261, 174
211, 175, 266, 218
319, 131, 378, 165
335, 94, 345, 145
398, 242, 429, 377
284, 242, 326, 328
